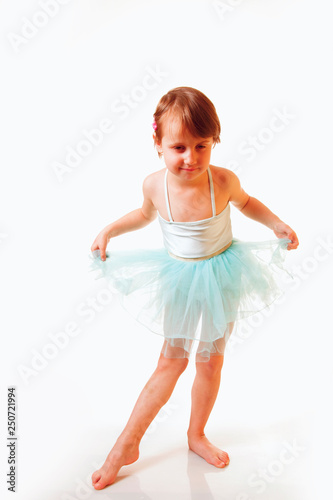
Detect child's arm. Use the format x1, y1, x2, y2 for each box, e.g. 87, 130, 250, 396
228, 171, 299, 250
91, 176, 157, 260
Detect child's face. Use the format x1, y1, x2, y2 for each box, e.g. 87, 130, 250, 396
156, 117, 214, 179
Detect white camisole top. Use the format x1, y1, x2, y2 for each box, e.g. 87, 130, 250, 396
157, 167, 233, 259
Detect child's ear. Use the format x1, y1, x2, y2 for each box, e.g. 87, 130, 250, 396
154, 135, 163, 154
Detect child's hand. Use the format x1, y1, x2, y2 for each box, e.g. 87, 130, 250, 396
273, 222, 299, 250
91, 230, 110, 261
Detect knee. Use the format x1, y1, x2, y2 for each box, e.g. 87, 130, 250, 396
196, 356, 224, 378
156, 354, 189, 376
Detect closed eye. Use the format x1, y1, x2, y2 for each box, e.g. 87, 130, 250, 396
173, 145, 206, 151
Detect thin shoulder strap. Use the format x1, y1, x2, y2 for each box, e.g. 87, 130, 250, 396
164, 169, 173, 222
207, 167, 216, 217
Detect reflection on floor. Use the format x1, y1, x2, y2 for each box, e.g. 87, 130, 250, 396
29, 415, 313, 500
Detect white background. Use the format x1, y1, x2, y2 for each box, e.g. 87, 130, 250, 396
0, 1, 332, 498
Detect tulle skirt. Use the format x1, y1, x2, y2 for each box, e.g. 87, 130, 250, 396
88, 238, 293, 362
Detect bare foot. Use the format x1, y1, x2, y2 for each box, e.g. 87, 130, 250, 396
188, 434, 229, 468
92, 436, 140, 490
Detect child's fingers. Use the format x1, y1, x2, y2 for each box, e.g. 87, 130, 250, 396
90, 240, 107, 260
90, 242, 98, 252
289, 231, 299, 244
286, 231, 299, 250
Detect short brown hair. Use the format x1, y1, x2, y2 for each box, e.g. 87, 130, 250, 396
152, 87, 221, 158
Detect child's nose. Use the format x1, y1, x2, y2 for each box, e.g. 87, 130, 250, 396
184, 149, 197, 165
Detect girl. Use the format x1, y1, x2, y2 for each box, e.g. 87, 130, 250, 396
89, 87, 299, 490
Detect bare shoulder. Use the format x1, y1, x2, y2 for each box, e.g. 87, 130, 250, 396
143, 168, 165, 192
210, 164, 237, 190
210, 165, 250, 210
210, 165, 239, 194
142, 168, 164, 199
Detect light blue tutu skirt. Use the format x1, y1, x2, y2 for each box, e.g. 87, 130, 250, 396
88, 238, 293, 361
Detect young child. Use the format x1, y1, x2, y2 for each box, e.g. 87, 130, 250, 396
89, 86, 299, 490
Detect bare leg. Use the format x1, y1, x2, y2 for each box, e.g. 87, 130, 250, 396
92, 349, 188, 490
187, 354, 230, 468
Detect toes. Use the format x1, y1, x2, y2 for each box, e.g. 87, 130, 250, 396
92, 469, 117, 490
216, 452, 230, 468
211, 457, 226, 468
92, 474, 108, 490
94, 481, 106, 490
91, 471, 101, 485
218, 452, 229, 463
